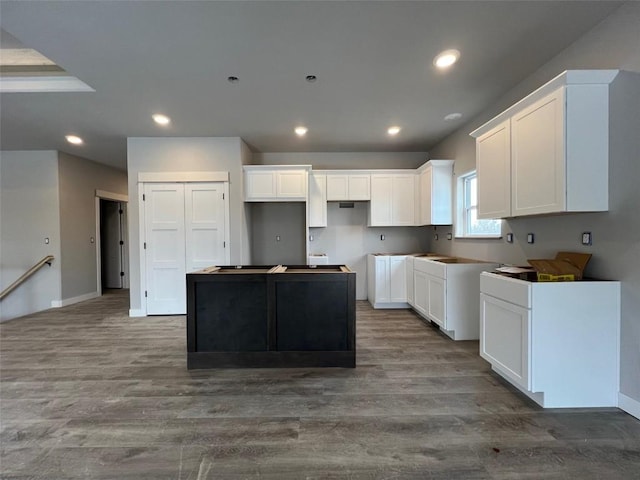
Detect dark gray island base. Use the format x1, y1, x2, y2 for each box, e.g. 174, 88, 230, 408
186, 265, 356, 369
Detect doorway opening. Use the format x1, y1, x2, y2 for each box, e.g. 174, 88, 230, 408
98, 198, 128, 293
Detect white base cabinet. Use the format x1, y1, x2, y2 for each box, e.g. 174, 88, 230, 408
413, 258, 498, 340
480, 272, 620, 408
367, 254, 408, 309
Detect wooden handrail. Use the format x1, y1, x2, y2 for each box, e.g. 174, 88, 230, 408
0, 255, 54, 301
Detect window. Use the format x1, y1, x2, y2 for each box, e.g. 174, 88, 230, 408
456, 171, 501, 238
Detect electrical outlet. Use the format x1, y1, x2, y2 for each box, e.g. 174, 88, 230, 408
309, 235, 314, 242
527, 233, 534, 244
380, 234, 385, 241
582, 232, 592, 246
44, 237, 50, 244
506, 233, 514, 243
276, 235, 281, 242
447, 233, 452, 240
434, 233, 439, 241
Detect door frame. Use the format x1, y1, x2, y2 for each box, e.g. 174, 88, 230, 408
95, 190, 129, 296
137, 171, 230, 316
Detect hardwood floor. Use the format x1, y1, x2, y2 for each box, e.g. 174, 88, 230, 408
1, 290, 639, 479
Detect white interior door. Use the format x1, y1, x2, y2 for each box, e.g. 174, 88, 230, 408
185, 183, 227, 272
144, 183, 186, 315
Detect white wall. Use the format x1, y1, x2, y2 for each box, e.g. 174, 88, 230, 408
254, 151, 427, 170
126, 137, 250, 315
57, 152, 128, 301
0, 151, 61, 322
428, 2, 640, 409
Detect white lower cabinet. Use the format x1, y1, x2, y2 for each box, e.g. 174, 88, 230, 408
412, 258, 498, 340
405, 256, 415, 307
367, 254, 408, 309
480, 272, 620, 408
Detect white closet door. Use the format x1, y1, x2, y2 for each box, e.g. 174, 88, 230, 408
144, 183, 186, 315
185, 183, 227, 272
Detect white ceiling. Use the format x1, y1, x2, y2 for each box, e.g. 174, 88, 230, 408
0, 1, 623, 171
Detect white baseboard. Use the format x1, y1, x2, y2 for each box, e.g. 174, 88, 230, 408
618, 392, 640, 420
129, 309, 146, 317
51, 291, 100, 308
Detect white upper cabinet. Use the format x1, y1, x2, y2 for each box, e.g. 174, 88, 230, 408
416, 160, 454, 225
308, 173, 327, 227
476, 121, 511, 219
470, 70, 619, 218
369, 173, 416, 226
243, 165, 310, 201
326, 172, 371, 201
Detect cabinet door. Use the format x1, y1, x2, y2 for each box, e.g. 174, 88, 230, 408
480, 293, 531, 390
369, 175, 393, 226
426, 275, 446, 328
419, 167, 432, 225
326, 175, 349, 201
374, 256, 390, 303
511, 87, 565, 216
308, 174, 327, 227
391, 175, 416, 226
276, 170, 307, 199
245, 170, 277, 200
389, 256, 407, 303
349, 174, 371, 200
414, 270, 428, 316
406, 257, 414, 306
476, 120, 511, 219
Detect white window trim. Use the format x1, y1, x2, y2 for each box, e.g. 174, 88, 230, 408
455, 170, 502, 239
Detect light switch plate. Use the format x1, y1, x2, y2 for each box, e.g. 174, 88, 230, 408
506, 233, 513, 243
582, 232, 592, 245
447, 233, 452, 240
527, 233, 534, 244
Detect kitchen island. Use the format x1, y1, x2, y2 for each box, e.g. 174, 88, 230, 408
186, 265, 356, 369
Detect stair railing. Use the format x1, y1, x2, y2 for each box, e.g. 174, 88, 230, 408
0, 255, 55, 301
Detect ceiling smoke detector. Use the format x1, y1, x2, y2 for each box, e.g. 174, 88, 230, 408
227, 76, 239, 84
305, 75, 317, 83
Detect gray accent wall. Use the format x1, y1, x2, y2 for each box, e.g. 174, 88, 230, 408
427, 2, 640, 407
0, 151, 61, 322
310, 202, 430, 300
57, 152, 128, 300
250, 202, 306, 265
126, 137, 251, 315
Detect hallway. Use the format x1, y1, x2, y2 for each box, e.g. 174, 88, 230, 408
1, 291, 639, 478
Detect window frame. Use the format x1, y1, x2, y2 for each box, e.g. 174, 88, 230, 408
455, 170, 502, 239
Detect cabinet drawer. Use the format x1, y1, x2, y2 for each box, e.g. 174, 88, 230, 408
480, 272, 531, 308
414, 258, 446, 279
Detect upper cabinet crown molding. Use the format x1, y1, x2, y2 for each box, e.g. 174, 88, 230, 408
470, 70, 619, 138
243, 165, 311, 202
470, 69, 619, 218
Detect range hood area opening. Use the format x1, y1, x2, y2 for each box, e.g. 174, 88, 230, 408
249, 202, 306, 265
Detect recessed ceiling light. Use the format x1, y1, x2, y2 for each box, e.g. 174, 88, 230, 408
227, 76, 239, 84
152, 113, 171, 126
387, 126, 401, 136
65, 135, 83, 145
444, 113, 463, 121
295, 126, 308, 136
433, 49, 460, 69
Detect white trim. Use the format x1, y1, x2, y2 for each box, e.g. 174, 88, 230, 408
223, 182, 231, 264
138, 185, 147, 317
138, 171, 229, 183
618, 392, 640, 420
0, 75, 95, 93
96, 189, 128, 202
129, 309, 146, 317
95, 198, 102, 295
51, 291, 100, 308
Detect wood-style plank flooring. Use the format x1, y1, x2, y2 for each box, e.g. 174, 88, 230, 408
1, 290, 639, 479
